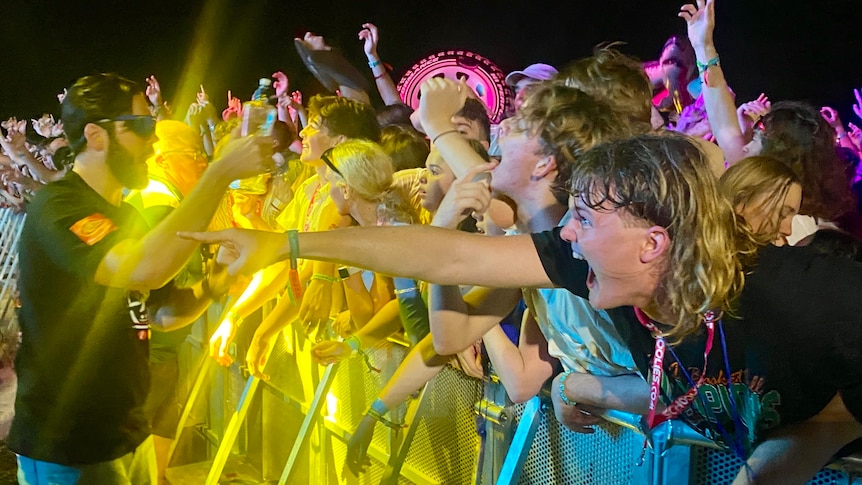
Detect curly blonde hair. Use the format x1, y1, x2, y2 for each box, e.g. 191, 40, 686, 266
571, 134, 758, 342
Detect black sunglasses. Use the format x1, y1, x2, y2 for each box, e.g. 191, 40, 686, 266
96, 115, 157, 138
320, 148, 342, 177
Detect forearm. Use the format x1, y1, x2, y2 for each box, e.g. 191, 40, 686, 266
426, 123, 487, 177
254, 288, 300, 340
296, 226, 552, 288
561, 372, 650, 414
354, 299, 403, 347
231, 262, 289, 320
377, 335, 448, 409
693, 43, 746, 165
102, 166, 232, 289
342, 273, 374, 326
483, 324, 552, 403
151, 285, 213, 331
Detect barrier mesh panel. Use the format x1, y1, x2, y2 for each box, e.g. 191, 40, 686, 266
513, 401, 643, 485
691, 447, 855, 484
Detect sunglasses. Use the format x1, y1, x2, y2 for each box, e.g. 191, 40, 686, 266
96, 115, 157, 139
320, 149, 343, 177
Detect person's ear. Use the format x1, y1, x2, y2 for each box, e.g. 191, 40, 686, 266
641, 225, 670, 263
83, 123, 109, 152
530, 155, 557, 181
338, 181, 350, 200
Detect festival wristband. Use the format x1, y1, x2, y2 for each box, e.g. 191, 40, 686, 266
311, 273, 339, 284
346, 335, 362, 352
287, 230, 303, 299
558, 370, 576, 406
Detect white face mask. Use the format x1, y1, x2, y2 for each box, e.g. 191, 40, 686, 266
272, 151, 286, 169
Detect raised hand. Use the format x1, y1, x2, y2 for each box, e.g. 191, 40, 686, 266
848, 122, 862, 151
419, 77, 470, 136
853, 88, 862, 120
739, 93, 771, 121
431, 162, 496, 229
272, 71, 289, 98
210, 135, 274, 181
358, 23, 380, 59
291, 90, 303, 107
820, 106, 844, 131
197, 84, 209, 105
145, 75, 163, 107
57, 88, 67, 104
222, 90, 244, 121
298, 32, 332, 51
679, 0, 715, 49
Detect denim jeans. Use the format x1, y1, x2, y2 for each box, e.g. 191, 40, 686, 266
16, 436, 157, 485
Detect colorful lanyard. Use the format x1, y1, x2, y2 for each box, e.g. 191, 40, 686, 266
634, 308, 716, 429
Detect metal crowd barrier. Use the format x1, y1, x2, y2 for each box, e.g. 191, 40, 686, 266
0, 208, 25, 333
163, 300, 862, 485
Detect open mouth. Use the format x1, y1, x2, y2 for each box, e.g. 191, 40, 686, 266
586, 266, 596, 290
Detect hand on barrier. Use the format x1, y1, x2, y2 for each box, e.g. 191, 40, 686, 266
453, 341, 484, 379
209, 317, 238, 366
344, 413, 376, 476
245, 332, 274, 380
331, 310, 356, 338
311, 340, 351, 366
298, 278, 333, 338
551, 372, 604, 434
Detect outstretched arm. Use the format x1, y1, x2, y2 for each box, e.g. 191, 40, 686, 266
181, 224, 554, 289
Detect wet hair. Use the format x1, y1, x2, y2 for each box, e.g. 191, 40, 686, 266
376, 103, 415, 128
454, 98, 491, 143
308, 95, 381, 142
760, 101, 855, 220
379, 125, 430, 171
719, 156, 800, 245
61, 73, 141, 155
516, 82, 634, 205
326, 139, 416, 224
572, 134, 757, 342
556, 46, 653, 133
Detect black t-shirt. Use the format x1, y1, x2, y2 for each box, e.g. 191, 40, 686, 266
532, 227, 862, 455
8, 171, 152, 465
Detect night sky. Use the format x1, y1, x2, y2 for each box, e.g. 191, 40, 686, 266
3, 0, 862, 123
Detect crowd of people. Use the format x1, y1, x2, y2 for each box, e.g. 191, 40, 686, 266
5, 0, 862, 483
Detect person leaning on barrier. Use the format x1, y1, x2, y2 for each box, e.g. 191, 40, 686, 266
10, 72, 271, 485
182, 132, 862, 485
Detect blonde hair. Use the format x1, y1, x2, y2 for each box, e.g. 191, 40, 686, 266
572, 134, 758, 342
719, 156, 800, 245
326, 139, 417, 224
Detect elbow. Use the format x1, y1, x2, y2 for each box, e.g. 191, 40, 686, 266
431, 335, 463, 356
506, 384, 539, 404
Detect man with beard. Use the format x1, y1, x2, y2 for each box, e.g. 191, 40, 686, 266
9, 73, 271, 484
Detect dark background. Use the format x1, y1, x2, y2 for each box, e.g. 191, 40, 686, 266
2, 0, 862, 123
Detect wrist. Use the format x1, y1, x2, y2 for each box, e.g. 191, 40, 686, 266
425, 122, 458, 142
558, 370, 576, 406
366, 52, 380, 63
694, 44, 718, 63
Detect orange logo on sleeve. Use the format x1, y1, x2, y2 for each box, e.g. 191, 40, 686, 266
69, 213, 118, 246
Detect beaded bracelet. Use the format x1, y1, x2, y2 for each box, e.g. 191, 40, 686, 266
558, 370, 576, 406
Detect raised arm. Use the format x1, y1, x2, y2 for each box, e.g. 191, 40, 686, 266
358, 23, 402, 106
97, 136, 272, 291
681, 0, 747, 165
